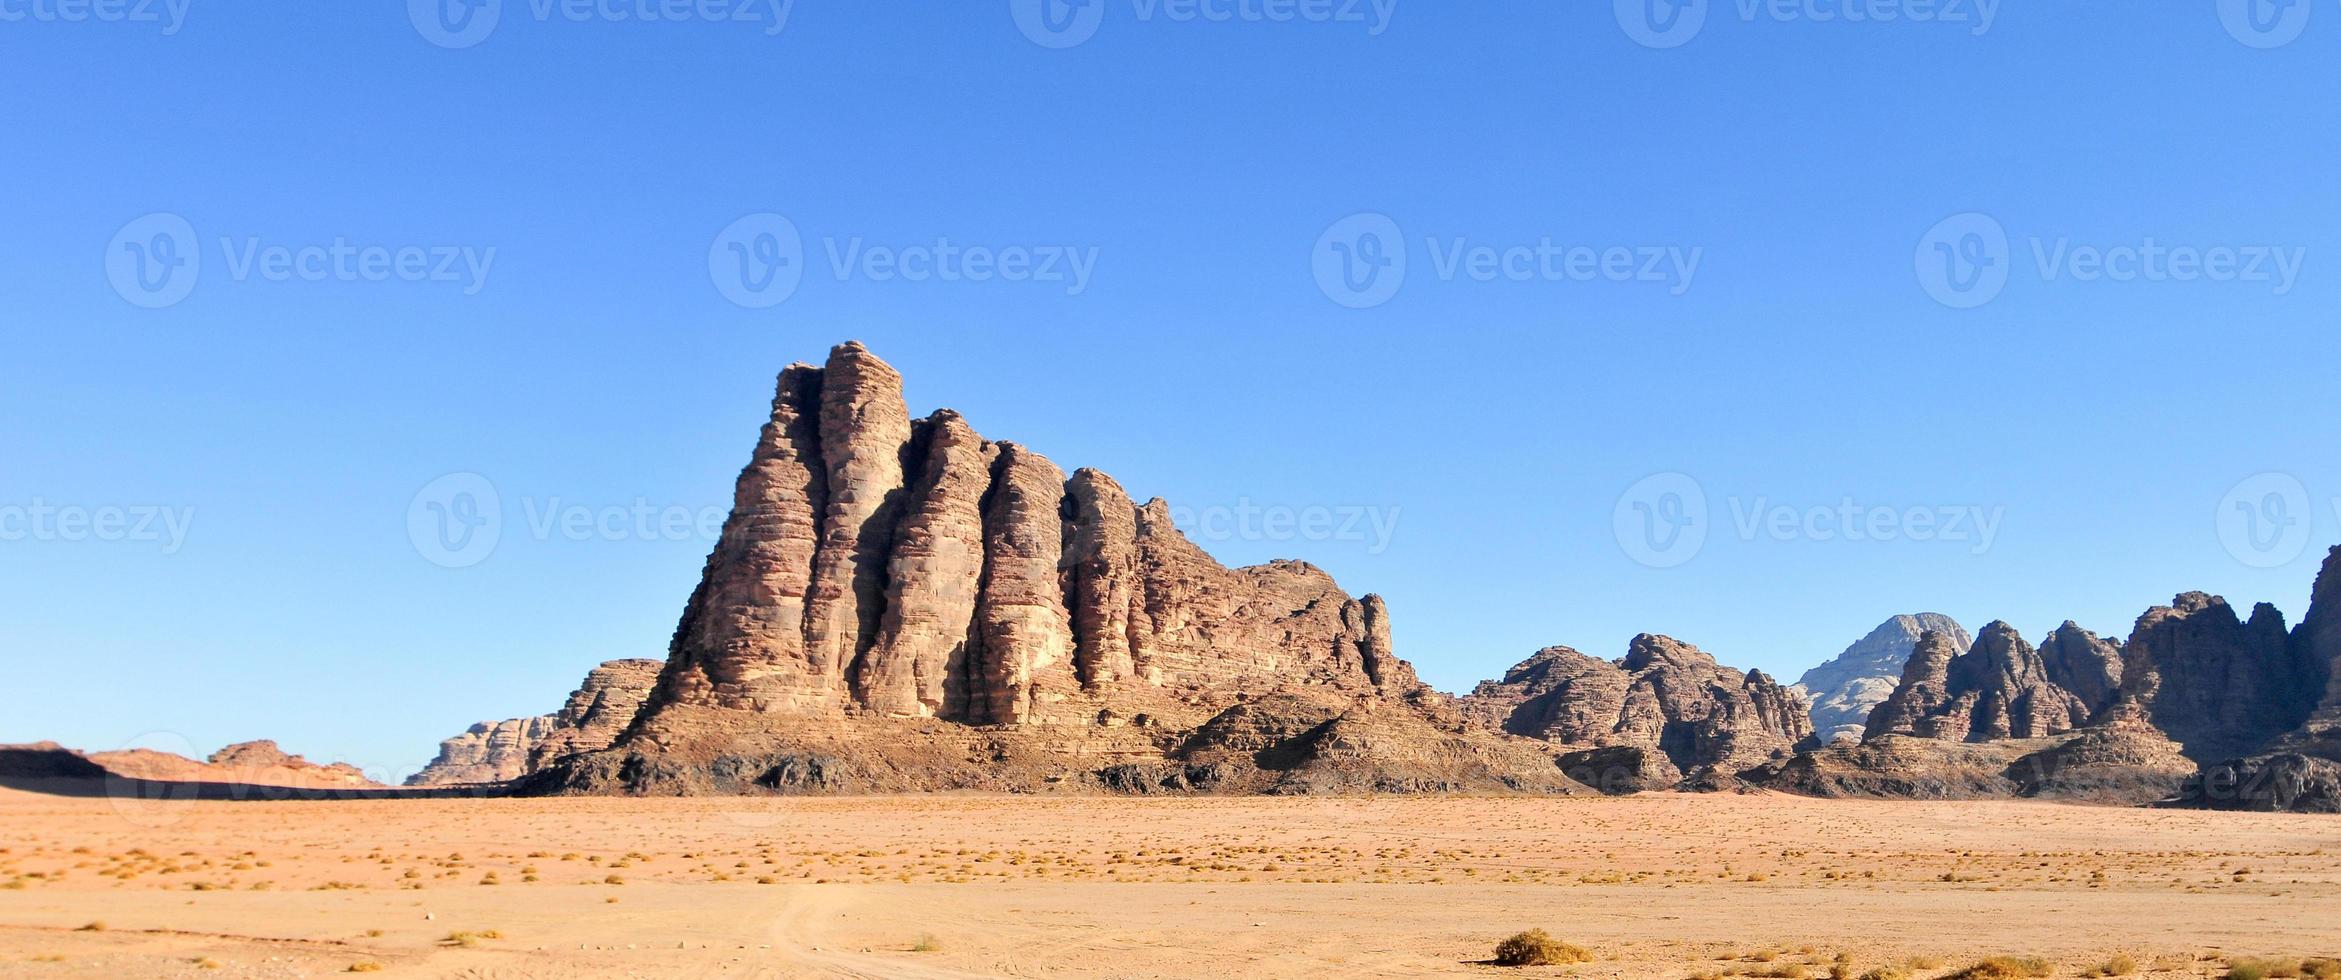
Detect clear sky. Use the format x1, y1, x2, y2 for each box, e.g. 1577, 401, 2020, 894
4, 2, 2337, 780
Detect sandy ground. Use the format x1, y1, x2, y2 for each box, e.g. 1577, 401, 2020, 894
1, 789, 2337, 979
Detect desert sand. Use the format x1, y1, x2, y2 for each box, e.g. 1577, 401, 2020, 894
1, 788, 2336, 978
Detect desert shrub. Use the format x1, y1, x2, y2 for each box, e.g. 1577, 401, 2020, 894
2303, 959, 2341, 980
1857, 969, 1909, 980
2082, 953, 2138, 977
1941, 957, 2053, 980
1492, 929, 1593, 967
346, 965, 384, 974
2229, 960, 2313, 980
912, 934, 942, 953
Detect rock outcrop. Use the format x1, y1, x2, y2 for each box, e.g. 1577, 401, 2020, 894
408, 659, 662, 786
1862, 623, 2095, 743
2189, 548, 2341, 811
531, 342, 1543, 796
1459, 634, 1810, 784
1795, 614, 1971, 744
2113, 593, 2312, 765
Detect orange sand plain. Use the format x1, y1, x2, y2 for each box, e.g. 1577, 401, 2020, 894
1, 788, 2337, 978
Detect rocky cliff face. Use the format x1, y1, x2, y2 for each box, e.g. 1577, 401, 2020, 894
1862, 623, 2095, 743
2190, 548, 2341, 812
407, 659, 662, 786
1459, 634, 1810, 786
2113, 593, 2310, 764
1795, 614, 1970, 744
531, 342, 1513, 796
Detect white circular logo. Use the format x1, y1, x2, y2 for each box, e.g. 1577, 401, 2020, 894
103, 730, 203, 828
1012, 0, 1105, 49
1615, 0, 1707, 49
2218, 0, 2311, 48
408, 473, 503, 569
410, 0, 502, 49
709, 213, 805, 309
2217, 472, 2313, 568
106, 212, 200, 309
1614, 472, 1708, 568
1914, 211, 2010, 309
1312, 212, 1406, 309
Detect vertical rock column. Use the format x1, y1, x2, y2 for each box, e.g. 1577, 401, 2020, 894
1863, 630, 1960, 739
659, 363, 832, 713
857, 410, 995, 718
1062, 468, 1138, 691
803, 341, 912, 703
976, 444, 1078, 725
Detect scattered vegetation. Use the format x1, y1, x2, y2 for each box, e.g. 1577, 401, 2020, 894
2228, 958, 2341, 980
911, 933, 943, 953
440, 929, 503, 948
1492, 929, 1593, 967
1940, 957, 2053, 980
74, 921, 105, 932
2081, 953, 2138, 977
346, 964, 384, 973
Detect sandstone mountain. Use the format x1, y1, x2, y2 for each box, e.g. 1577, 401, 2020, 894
1459, 634, 1810, 790
2189, 547, 2341, 812
529, 342, 1575, 796
1861, 622, 2099, 743
1, 740, 383, 791
1794, 613, 1970, 744
407, 659, 662, 786
1764, 560, 2339, 809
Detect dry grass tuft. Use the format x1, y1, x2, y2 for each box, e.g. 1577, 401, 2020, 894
1493, 929, 1594, 967
1940, 957, 2053, 980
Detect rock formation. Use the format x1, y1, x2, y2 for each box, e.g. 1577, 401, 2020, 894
2110, 593, 2310, 765
1862, 623, 2095, 743
407, 659, 662, 786
1459, 634, 1810, 788
4, 740, 386, 791
2190, 547, 2341, 811
1795, 613, 1970, 744
531, 342, 1532, 796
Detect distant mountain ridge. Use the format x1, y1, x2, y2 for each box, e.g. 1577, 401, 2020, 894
1794, 614, 1971, 743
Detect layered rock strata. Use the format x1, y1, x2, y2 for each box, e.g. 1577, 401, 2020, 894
407, 659, 662, 786
1794, 614, 1971, 744
1459, 634, 1810, 785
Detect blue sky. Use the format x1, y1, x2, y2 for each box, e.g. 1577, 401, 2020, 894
4, 2, 2337, 778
